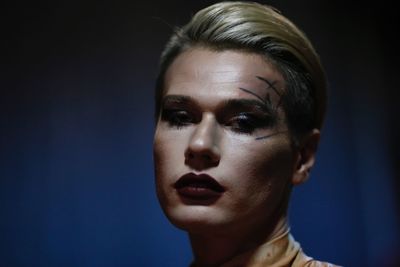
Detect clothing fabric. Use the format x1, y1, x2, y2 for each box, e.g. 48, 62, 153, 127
190, 230, 341, 267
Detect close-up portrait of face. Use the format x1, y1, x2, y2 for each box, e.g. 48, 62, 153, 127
153, 2, 333, 266
155, 48, 296, 234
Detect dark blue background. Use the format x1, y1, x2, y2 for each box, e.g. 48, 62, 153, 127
2, 1, 399, 266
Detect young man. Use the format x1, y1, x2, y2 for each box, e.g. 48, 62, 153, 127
153, 2, 339, 266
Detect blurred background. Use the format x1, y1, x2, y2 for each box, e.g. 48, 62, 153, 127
1, 0, 399, 266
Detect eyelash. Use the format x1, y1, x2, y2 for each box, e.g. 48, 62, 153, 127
161, 109, 272, 134
162, 109, 194, 128
227, 113, 271, 134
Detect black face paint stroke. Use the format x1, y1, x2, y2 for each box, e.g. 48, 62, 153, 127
255, 131, 287, 140
237, 76, 287, 140
238, 87, 265, 103
256, 76, 283, 108
256, 76, 281, 96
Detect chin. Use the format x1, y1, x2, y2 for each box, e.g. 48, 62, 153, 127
165, 205, 230, 233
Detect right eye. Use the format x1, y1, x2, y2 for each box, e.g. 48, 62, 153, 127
161, 109, 193, 128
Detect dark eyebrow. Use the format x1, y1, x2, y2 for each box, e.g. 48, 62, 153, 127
162, 95, 194, 106
221, 98, 274, 115
162, 95, 275, 116
238, 87, 265, 103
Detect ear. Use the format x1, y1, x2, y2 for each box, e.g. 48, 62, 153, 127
292, 129, 320, 185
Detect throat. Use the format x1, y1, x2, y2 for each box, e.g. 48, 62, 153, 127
189, 217, 289, 267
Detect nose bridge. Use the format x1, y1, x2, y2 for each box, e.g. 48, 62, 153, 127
190, 113, 219, 149
185, 112, 220, 169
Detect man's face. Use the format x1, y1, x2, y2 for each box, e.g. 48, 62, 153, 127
153, 47, 298, 235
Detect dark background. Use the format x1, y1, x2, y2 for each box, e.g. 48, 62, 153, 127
1, 0, 399, 266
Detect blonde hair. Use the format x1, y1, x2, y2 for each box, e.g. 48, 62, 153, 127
155, 1, 327, 138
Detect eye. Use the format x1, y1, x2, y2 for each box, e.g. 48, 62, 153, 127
161, 109, 194, 128
227, 113, 271, 134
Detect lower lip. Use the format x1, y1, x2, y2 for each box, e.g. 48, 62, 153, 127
176, 186, 223, 200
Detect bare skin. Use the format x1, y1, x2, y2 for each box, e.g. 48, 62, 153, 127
153, 47, 319, 266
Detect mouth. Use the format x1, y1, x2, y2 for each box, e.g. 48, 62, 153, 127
174, 173, 225, 201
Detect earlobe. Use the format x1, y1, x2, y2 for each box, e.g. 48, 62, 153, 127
292, 129, 320, 185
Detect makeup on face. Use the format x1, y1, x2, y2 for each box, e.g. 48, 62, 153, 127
153, 48, 295, 234
174, 172, 225, 204
160, 95, 279, 138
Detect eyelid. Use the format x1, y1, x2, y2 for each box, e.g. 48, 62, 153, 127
161, 96, 278, 129
220, 108, 272, 123
160, 108, 193, 129
224, 113, 267, 134
221, 99, 276, 118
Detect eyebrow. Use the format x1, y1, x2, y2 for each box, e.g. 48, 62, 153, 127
162, 95, 274, 115
162, 95, 195, 107
161, 95, 281, 140
238, 87, 265, 103
221, 98, 274, 115
235, 87, 277, 116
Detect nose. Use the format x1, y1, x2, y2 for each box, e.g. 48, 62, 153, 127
184, 113, 221, 170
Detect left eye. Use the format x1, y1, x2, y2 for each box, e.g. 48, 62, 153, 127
227, 113, 266, 134
162, 109, 193, 128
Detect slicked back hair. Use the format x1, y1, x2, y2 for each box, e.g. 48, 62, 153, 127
155, 1, 327, 142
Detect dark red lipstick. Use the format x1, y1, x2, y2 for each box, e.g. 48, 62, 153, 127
174, 173, 225, 200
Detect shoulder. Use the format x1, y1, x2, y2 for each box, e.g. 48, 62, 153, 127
292, 246, 342, 267
288, 234, 341, 267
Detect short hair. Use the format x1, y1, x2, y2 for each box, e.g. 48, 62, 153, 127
155, 1, 327, 141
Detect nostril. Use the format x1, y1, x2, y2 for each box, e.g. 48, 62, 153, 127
184, 147, 220, 170
185, 150, 193, 159
204, 154, 211, 160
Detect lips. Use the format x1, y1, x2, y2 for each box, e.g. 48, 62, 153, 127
174, 173, 225, 200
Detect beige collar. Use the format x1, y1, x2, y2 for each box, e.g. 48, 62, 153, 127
191, 230, 339, 267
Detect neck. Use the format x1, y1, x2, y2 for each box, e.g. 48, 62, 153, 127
189, 216, 289, 267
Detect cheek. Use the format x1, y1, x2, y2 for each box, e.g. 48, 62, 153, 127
153, 132, 175, 208
153, 128, 187, 184
226, 140, 295, 199
153, 132, 171, 181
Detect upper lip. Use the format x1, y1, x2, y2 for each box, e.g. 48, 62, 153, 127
174, 173, 225, 192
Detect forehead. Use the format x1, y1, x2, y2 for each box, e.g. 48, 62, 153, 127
163, 48, 285, 101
